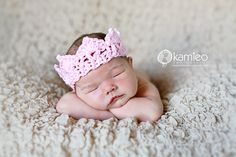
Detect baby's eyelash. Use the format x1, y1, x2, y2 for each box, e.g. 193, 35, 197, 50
87, 87, 98, 93
113, 73, 121, 77
112, 70, 125, 77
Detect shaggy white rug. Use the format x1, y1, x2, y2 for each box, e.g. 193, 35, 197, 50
1, 0, 236, 156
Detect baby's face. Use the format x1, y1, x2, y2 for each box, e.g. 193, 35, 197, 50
75, 57, 138, 110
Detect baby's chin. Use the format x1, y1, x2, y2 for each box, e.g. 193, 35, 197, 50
107, 95, 131, 109
108, 103, 125, 109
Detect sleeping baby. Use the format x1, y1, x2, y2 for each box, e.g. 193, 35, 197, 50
54, 28, 163, 122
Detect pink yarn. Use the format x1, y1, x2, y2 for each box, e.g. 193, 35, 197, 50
54, 28, 127, 89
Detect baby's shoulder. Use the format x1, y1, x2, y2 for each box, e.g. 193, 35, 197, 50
135, 70, 160, 98
134, 70, 150, 81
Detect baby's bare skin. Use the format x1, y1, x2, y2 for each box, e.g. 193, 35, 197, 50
56, 57, 163, 122
109, 71, 163, 121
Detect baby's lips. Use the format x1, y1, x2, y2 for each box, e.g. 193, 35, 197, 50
108, 94, 124, 106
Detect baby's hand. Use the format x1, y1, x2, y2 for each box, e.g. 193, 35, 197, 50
56, 92, 115, 120
109, 96, 163, 122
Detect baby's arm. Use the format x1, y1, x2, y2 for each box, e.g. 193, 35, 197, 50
110, 96, 162, 122
56, 92, 115, 120
110, 74, 163, 122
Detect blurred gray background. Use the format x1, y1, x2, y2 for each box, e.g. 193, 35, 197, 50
1, 0, 235, 67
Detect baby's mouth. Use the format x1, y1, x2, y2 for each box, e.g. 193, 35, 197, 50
107, 94, 124, 108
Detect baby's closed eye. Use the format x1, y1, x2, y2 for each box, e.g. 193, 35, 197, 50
86, 87, 98, 93
112, 68, 125, 77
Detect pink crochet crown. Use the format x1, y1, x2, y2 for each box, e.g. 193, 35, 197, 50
54, 28, 127, 89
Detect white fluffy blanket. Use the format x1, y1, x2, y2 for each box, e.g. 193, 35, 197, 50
1, 0, 236, 156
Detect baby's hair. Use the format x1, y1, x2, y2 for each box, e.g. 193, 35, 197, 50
67, 33, 106, 55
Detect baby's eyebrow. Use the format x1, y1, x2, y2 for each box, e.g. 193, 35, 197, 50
79, 64, 124, 90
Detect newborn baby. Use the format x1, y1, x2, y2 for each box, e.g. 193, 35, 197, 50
54, 28, 163, 122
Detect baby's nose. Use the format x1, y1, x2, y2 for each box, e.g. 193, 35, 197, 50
103, 82, 117, 95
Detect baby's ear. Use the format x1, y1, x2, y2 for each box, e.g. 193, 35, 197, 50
127, 56, 133, 67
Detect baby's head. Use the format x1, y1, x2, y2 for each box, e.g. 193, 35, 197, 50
55, 28, 138, 110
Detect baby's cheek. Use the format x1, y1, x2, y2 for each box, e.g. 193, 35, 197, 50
94, 91, 108, 109
116, 78, 127, 86
93, 90, 104, 102
117, 78, 133, 89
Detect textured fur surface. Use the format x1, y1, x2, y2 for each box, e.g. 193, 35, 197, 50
0, 0, 236, 156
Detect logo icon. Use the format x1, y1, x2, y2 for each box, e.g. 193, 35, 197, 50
157, 49, 172, 66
